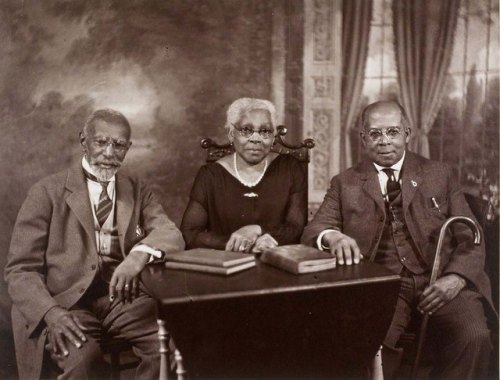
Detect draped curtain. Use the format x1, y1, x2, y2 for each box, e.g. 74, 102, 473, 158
393, 0, 460, 157
341, 0, 373, 170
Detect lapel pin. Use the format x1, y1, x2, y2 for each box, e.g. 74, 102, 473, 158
411, 180, 418, 187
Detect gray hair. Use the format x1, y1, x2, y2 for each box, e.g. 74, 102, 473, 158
82, 108, 131, 138
224, 98, 277, 132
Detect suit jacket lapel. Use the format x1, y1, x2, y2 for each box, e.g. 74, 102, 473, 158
115, 173, 134, 255
401, 152, 424, 212
65, 163, 97, 253
359, 160, 386, 213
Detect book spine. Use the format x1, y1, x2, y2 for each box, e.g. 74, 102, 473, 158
165, 261, 227, 274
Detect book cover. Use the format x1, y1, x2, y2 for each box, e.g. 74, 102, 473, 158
167, 248, 255, 267
165, 260, 256, 276
259, 244, 336, 274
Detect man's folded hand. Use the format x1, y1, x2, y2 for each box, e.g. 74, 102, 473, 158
44, 306, 87, 357
109, 250, 149, 303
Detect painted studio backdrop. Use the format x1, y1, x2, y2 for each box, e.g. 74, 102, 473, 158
0, 0, 498, 378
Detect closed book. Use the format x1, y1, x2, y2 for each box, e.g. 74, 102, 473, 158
260, 244, 336, 274
165, 260, 256, 276
167, 248, 255, 267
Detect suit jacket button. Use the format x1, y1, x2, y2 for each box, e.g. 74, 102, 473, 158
79, 288, 85, 293
91, 265, 96, 270
379, 216, 384, 221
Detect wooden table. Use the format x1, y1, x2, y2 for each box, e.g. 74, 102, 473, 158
141, 260, 401, 379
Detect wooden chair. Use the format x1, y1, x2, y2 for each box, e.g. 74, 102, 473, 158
200, 125, 315, 225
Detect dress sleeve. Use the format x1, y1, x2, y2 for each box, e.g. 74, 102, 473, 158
180, 166, 229, 249
265, 158, 308, 245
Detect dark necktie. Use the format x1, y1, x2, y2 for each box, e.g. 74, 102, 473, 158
83, 169, 113, 227
382, 168, 401, 203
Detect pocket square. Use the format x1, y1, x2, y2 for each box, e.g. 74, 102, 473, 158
135, 225, 145, 237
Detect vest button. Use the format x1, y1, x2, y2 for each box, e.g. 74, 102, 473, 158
379, 216, 384, 221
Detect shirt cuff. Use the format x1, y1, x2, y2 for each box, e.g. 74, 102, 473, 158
317, 229, 339, 251
131, 244, 164, 263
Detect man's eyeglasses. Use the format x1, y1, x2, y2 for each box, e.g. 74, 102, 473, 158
233, 124, 274, 139
92, 137, 131, 152
364, 127, 404, 142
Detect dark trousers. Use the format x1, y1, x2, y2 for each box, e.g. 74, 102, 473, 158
383, 273, 492, 380
47, 288, 160, 380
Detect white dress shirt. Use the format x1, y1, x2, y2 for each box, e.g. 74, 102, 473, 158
82, 157, 162, 260
316, 152, 406, 250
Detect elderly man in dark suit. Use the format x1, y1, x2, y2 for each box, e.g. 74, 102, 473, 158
302, 101, 493, 379
5, 109, 185, 379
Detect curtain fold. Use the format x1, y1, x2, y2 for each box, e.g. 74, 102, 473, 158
393, 0, 460, 157
341, 0, 373, 169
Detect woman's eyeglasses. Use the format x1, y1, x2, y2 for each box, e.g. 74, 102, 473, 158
233, 124, 274, 139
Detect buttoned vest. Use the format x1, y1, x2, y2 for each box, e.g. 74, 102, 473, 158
375, 189, 427, 274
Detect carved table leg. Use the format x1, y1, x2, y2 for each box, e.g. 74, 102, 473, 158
157, 319, 171, 380
175, 349, 187, 380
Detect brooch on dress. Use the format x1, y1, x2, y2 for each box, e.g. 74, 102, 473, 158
244, 192, 259, 198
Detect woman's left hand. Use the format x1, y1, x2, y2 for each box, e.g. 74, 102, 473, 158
225, 225, 262, 252
251, 234, 278, 253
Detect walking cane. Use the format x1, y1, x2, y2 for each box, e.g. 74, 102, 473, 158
410, 216, 481, 380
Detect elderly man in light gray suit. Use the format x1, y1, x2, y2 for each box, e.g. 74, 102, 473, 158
5, 109, 185, 379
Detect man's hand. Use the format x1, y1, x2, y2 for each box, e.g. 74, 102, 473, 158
44, 306, 87, 357
322, 231, 363, 265
109, 250, 149, 303
225, 225, 262, 253
418, 274, 466, 315
251, 233, 278, 253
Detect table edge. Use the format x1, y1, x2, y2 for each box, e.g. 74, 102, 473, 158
154, 273, 401, 306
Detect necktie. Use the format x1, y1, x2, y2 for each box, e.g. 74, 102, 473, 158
95, 182, 112, 227
382, 168, 401, 203
83, 169, 113, 227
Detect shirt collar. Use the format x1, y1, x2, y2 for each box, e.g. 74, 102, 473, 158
373, 150, 406, 174
82, 156, 116, 182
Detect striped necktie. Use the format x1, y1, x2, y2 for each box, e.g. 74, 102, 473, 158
83, 169, 113, 227
382, 168, 401, 203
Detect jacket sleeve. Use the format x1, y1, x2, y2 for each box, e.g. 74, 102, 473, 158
4, 181, 59, 336
301, 175, 343, 246
137, 180, 185, 255
440, 169, 487, 288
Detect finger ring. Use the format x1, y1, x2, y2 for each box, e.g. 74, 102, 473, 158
124, 285, 129, 288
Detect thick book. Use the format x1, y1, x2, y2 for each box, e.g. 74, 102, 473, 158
259, 244, 336, 274
165, 260, 256, 276
166, 248, 255, 267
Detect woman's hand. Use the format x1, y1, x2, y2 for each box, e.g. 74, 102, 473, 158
225, 225, 262, 252
251, 234, 278, 253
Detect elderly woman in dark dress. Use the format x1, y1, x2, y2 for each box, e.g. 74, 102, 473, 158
181, 97, 307, 253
